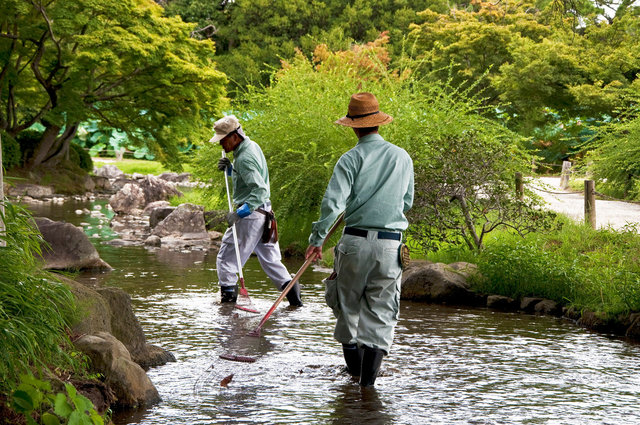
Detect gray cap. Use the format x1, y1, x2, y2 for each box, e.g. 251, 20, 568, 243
208, 115, 240, 143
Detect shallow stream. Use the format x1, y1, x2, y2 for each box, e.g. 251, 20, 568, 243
26, 198, 640, 424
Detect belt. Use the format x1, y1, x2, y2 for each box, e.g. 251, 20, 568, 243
344, 227, 401, 241
235, 201, 271, 210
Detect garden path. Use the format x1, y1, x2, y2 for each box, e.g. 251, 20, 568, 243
531, 176, 640, 231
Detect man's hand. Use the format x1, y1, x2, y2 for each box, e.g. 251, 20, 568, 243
305, 245, 323, 261
226, 211, 240, 227
218, 157, 232, 172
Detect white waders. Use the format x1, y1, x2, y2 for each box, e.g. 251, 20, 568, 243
216, 205, 291, 290
324, 232, 402, 354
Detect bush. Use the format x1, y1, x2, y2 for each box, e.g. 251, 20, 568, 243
587, 112, 640, 200
69, 143, 93, 172
1, 132, 21, 170
0, 201, 78, 391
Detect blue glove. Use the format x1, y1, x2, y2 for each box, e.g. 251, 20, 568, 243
226, 204, 251, 226
237, 203, 251, 218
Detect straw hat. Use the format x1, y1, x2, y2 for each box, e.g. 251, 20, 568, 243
208, 115, 241, 143
335, 92, 393, 128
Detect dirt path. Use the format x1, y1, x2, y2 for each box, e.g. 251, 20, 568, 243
530, 176, 640, 231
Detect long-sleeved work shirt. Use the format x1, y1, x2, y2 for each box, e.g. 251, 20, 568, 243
232, 137, 270, 211
309, 133, 414, 246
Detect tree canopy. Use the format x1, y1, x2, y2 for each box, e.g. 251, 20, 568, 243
0, 0, 227, 170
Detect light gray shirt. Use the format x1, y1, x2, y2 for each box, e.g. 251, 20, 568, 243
309, 133, 414, 246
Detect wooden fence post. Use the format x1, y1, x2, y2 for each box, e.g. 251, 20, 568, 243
515, 172, 523, 200
584, 179, 596, 229
0, 132, 5, 247
559, 161, 572, 190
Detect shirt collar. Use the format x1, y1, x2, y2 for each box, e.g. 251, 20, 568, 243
357, 133, 384, 144
233, 136, 249, 154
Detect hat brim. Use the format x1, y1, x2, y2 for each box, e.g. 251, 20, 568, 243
208, 133, 227, 144
334, 112, 393, 128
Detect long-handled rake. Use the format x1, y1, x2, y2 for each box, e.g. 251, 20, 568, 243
219, 213, 344, 362
222, 151, 259, 314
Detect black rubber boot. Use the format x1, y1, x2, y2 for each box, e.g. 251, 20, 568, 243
342, 344, 363, 376
220, 285, 238, 303
359, 346, 385, 387
281, 281, 303, 307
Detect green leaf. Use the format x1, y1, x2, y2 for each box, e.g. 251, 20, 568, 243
41, 412, 62, 425
54, 393, 73, 418
12, 390, 34, 413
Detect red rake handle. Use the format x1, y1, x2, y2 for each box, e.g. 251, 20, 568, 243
249, 254, 317, 336
248, 213, 344, 337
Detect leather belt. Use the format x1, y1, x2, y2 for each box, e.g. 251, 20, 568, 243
344, 227, 401, 241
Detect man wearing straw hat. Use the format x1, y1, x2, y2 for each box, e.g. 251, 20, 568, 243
305, 92, 414, 387
211, 115, 303, 307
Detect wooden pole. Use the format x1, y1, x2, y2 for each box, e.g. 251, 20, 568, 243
559, 161, 572, 190
515, 172, 523, 200
0, 133, 5, 247
584, 179, 596, 229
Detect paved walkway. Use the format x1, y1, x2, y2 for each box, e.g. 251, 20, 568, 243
530, 177, 640, 231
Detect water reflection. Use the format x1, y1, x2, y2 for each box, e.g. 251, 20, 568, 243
329, 384, 394, 425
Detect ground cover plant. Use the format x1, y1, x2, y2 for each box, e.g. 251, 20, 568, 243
442, 218, 640, 317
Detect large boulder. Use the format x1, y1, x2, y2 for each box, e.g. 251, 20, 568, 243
8, 183, 54, 199
96, 287, 176, 368
109, 175, 182, 215
34, 217, 112, 271
148, 206, 176, 229
151, 203, 206, 237
401, 262, 480, 304
95, 164, 125, 179
74, 332, 161, 408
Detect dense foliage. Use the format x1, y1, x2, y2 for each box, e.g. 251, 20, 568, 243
193, 38, 554, 253
0, 0, 227, 170
586, 112, 640, 200
164, 0, 431, 92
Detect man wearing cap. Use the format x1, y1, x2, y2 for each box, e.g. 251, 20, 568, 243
305, 92, 414, 386
211, 115, 302, 307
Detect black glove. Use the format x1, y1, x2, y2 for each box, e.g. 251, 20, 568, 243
218, 157, 232, 172
226, 211, 240, 227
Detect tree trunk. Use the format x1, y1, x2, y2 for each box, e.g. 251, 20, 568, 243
27, 124, 61, 169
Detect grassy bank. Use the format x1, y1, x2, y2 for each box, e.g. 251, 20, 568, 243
429, 218, 640, 317
0, 202, 105, 423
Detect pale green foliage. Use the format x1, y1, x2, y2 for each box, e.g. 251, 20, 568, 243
587, 112, 640, 200
192, 38, 552, 252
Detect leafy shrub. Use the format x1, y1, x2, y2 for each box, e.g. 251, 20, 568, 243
1, 131, 21, 169
587, 112, 640, 200
69, 143, 93, 172
12, 374, 105, 425
0, 202, 77, 390
192, 36, 551, 253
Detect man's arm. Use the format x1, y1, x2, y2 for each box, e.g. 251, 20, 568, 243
308, 157, 353, 247
404, 157, 415, 212
236, 158, 269, 211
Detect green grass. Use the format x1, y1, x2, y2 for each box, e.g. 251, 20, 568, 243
0, 202, 82, 392
93, 158, 194, 175
445, 217, 640, 316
